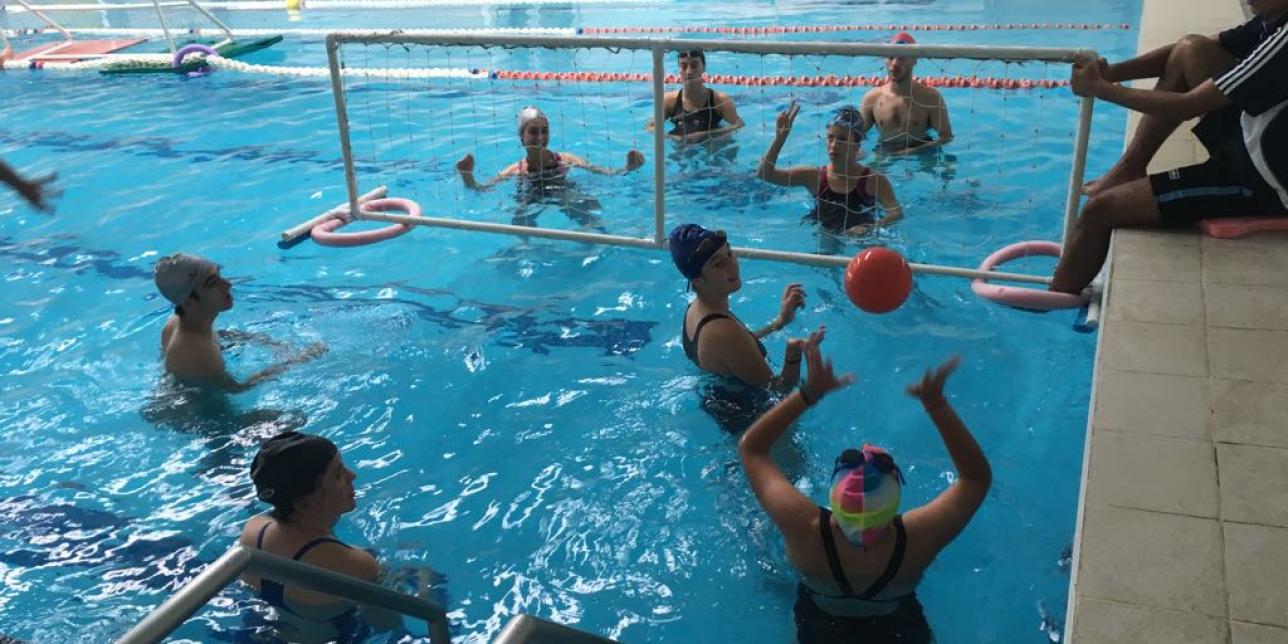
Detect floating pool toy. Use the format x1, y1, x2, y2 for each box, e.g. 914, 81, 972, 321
972, 241, 1087, 310
173, 43, 217, 77
844, 247, 913, 313
1198, 216, 1288, 239
311, 197, 418, 247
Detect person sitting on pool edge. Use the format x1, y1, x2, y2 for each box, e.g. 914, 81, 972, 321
671, 223, 816, 393
645, 49, 745, 142
456, 106, 645, 191
155, 253, 325, 392
739, 352, 990, 644
1051, 9, 1288, 295
1081, 0, 1288, 196
239, 431, 405, 642
759, 103, 904, 235
859, 32, 954, 155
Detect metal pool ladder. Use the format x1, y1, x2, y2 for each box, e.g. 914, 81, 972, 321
117, 544, 616, 644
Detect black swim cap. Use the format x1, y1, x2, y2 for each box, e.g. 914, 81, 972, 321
250, 432, 338, 510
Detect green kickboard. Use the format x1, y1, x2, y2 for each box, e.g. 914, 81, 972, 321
99, 35, 283, 75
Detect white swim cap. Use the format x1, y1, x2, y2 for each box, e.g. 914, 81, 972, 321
517, 106, 546, 136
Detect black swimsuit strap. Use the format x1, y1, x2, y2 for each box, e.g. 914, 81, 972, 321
255, 521, 271, 549
689, 312, 733, 345
818, 507, 856, 597
857, 515, 907, 600
293, 537, 351, 561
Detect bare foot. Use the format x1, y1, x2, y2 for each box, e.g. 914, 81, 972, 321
1083, 164, 1144, 197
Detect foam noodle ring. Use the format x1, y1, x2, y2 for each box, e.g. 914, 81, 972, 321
173, 43, 217, 77
311, 198, 418, 247
972, 241, 1088, 310
1198, 215, 1288, 239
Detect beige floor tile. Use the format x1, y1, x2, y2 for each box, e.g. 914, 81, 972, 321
1108, 278, 1204, 325
1202, 233, 1288, 254
1209, 328, 1288, 384
1231, 621, 1288, 644
1094, 370, 1210, 440
1116, 228, 1201, 249
1212, 380, 1288, 449
1113, 236, 1203, 283
1218, 444, 1288, 528
1078, 505, 1225, 616
1206, 284, 1288, 331
1087, 430, 1217, 517
1204, 244, 1288, 287
1224, 522, 1288, 627
1072, 598, 1229, 644
1101, 321, 1207, 377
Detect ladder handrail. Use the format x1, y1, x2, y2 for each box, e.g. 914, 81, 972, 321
117, 544, 451, 644
495, 614, 618, 644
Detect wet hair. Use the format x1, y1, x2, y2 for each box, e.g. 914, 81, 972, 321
678, 49, 706, 63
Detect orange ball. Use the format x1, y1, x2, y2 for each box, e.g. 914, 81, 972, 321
844, 247, 913, 313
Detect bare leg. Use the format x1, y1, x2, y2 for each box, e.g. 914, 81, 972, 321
1084, 35, 1236, 196
1052, 178, 1163, 293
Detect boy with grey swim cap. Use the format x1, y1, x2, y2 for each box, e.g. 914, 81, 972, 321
155, 253, 325, 391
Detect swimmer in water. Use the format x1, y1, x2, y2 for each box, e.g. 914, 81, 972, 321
456, 106, 646, 191
859, 32, 954, 155
759, 104, 904, 235
739, 353, 990, 644
671, 223, 821, 392
239, 432, 410, 642
646, 49, 745, 143
155, 254, 325, 391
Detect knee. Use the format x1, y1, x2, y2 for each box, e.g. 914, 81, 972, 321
1078, 194, 1119, 231
1173, 33, 1222, 59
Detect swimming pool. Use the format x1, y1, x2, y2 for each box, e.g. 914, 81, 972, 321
0, 0, 1138, 641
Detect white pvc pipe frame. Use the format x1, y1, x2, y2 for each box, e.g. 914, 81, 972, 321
316, 33, 1097, 285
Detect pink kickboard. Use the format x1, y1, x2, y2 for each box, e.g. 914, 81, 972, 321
1199, 216, 1288, 239
13, 38, 146, 63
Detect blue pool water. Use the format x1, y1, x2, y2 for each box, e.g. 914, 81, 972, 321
0, 0, 1138, 641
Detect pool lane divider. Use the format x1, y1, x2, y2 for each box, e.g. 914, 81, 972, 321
15, 56, 1070, 89
5, 0, 659, 12
3, 22, 1128, 39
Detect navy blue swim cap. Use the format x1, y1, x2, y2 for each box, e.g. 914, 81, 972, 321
669, 224, 727, 280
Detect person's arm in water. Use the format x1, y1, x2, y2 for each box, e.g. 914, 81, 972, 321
739, 340, 855, 539
223, 343, 327, 393
758, 102, 823, 188
0, 160, 59, 212
316, 545, 405, 631
872, 172, 903, 227
560, 150, 646, 176
218, 329, 294, 353
751, 283, 806, 339
455, 154, 518, 191
901, 356, 992, 552
1071, 60, 1231, 120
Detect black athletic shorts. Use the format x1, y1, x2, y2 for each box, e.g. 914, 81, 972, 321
1149, 125, 1288, 228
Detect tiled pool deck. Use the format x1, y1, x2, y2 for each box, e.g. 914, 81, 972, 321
1065, 0, 1288, 641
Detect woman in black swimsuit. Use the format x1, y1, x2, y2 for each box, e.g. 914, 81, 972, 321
646, 50, 745, 142
739, 352, 991, 643
759, 103, 904, 235
669, 223, 818, 390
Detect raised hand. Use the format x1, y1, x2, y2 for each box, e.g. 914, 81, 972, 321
905, 354, 960, 405
777, 282, 806, 327
16, 172, 60, 213
775, 101, 801, 140
624, 150, 645, 172
455, 153, 475, 173
800, 333, 853, 403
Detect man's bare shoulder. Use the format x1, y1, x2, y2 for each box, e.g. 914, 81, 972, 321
912, 81, 946, 104
161, 315, 179, 350
163, 330, 225, 382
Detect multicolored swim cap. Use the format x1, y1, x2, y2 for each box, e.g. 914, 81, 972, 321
829, 444, 903, 547
891, 31, 917, 45
829, 106, 865, 139
517, 105, 546, 136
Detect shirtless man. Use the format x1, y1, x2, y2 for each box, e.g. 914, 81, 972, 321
646, 49, 745, 143
155, 253, 324, 391
860, 32, 954, 155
